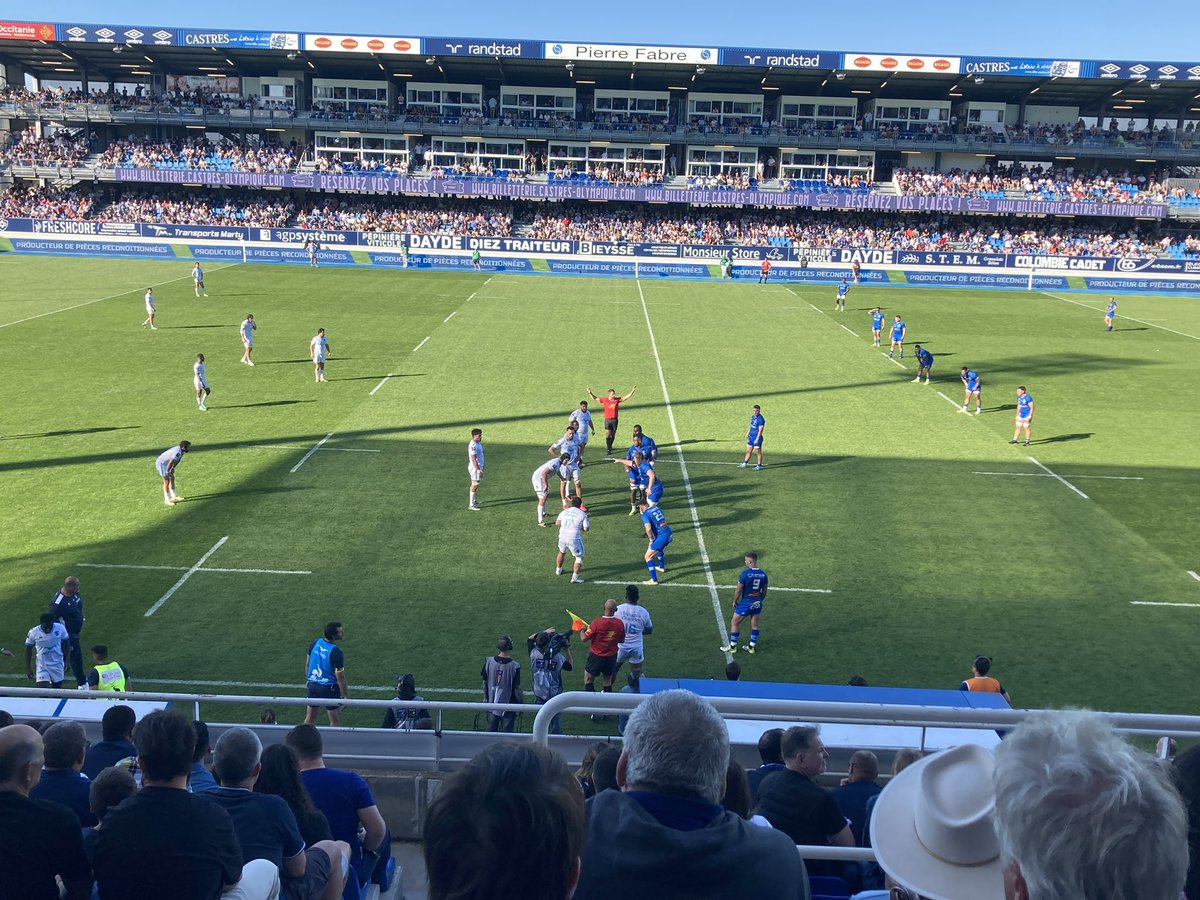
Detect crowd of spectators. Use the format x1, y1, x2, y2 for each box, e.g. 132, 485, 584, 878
894, 164, 1170, 202
96, 136, 303, 174
298, 198, 512, 236
3, 183, 1196, 256
0, 128, 92, 167
0, 84, 293, 114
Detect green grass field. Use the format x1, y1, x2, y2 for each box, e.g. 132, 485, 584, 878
2, 255, 1199, 728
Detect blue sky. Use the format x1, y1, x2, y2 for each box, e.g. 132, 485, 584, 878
23, 0, 1200, 60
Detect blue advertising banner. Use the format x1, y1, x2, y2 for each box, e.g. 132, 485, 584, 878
7, 238, 173, 258
110, 169, 1170, 219
718, 47, 838, 69
1088, 60, 1200, 80
962, 57, 1082, 78
1084, 277, 1199, 292
177, 29, 298, 50
56, 23, 176, 45
904, 271, 1068, 289
423, 37, 542, 58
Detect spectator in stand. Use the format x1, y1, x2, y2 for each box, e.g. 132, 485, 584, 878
210, 727, 349, 900
424, 743, 585, 900
82, 704, 137, 779
746, 727, 786, 804
754, 725, 854, 875
726, 661, 742, 681
589, 747, 622, 795
29, 720, 96, 827
0, 711, 12, 728
868, 743, 1003, 900
190, 720, 219, 794
95, 709, 281, 900
833, 750, 882, 847
254, 744, 333, 848
573, 690, 808, 900
993, 710, 1188, 900
0, 723, 92, 900
575, 741, 612, 801
1173, 743, 1200, 900
81, 766, 136, 864
286, 724, 387, 884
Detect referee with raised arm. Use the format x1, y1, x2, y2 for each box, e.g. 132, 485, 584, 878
304, 622, 348, 726
587, 385, 636, 455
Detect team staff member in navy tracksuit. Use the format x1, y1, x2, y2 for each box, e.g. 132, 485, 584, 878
304, 622, 348, 726
49, 576, 86, 687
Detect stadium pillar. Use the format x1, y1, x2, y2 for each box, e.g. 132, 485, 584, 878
1016, 98, 1027, 129
0, 62, 29, 90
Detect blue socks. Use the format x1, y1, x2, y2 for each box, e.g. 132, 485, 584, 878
750, 629, 760, 645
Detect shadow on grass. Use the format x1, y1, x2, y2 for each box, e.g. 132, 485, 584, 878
162, 324, 228, 329
252, 359, 321, 366
328, 374, 429, 382
174, 486, 310, 502
1, 425, 139, 441
1033, 433, 1094, 444
218, 400, 316, 409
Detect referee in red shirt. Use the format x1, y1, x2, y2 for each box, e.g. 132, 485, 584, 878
587, 385, 636, 454
582, 599, 626, 720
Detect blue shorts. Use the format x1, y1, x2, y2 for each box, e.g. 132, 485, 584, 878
747, 437, 763, 448
735, 599, 763, 617
647, 483, 663, 503
649, 529, 673, 552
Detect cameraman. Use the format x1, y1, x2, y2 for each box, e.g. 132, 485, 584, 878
382, 673, 432, 732
528, 628, 573, 735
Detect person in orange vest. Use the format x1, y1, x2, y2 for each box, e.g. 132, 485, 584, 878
960, 655, 1011, 704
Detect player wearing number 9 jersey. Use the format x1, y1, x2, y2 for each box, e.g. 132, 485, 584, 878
721, 553, 768, 654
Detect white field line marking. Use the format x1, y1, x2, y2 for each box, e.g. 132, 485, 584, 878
1131, 601, 1200, 608
591, 579, 831, 594
239, 443, 379, 453
637, 279, 732, 659
443, 310, 458, 323
836, 322, 860, 337
808, 303, 823, 312
973, 472, 1143, 481
466, 292, 478, 302
483, 277, 493, 285
0, 263, 239, 330
1040, 291, 1200, 341
79, 562, 311, 575
76, 564, 309, 578
881, 353, 907, 369
290, 433, 333, 474
369, 375, 394, 396
412, 336, 430, 352
0, 673, 476, 694
144, 536, 228, 617
936, 391, 965, 410
1028, 456, 1089, 500
1188, 571, 1200, 583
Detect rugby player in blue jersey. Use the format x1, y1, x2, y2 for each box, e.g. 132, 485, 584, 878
1105, 297, 1117, 332
870, 307, 885, 347
720, 553, 768, 655
739, 405, 765, 470
1010, 386, 1035, 446
638, 501, 672, 584
835, 279, 849, 312
888, 315, 906, 359
960, 367, 982, 415
913, 344, 934, 385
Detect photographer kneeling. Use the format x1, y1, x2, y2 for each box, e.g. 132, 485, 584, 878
529, 628, 573, 735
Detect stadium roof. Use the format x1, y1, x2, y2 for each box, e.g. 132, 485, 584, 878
2, 20, 1200, 119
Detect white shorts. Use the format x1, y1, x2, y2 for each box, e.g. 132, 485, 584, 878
567, 464, 581, 483
194, 378, 207, 391
469, 464, 483, 484
1016, 415, 1032, 426
313, 355, 325, 364
145, 304, 155, 314
242, 338, 253, 349
156, 461, 171, 477
533, 476, 548, 498
616, 646, 644, 666
35, 663, 66, 684
558, 537, 584, 559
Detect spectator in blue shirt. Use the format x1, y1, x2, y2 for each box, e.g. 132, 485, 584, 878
30, 721, 96, 827
188, 721, 218, 794
82, 705, 137, 780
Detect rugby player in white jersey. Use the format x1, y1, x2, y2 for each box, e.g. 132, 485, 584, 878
240, 314, 256, 365
533, 453, 572, 526
193, 354, 210, 411
142, 288, 157, 330
467, 428, 485, 510
554, 496, 590, 583
310, 328, 330, 382
156, 441, 191, 505
568, 401, 594, 462
614, 583, 654, 680
549, 424, 584, 504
